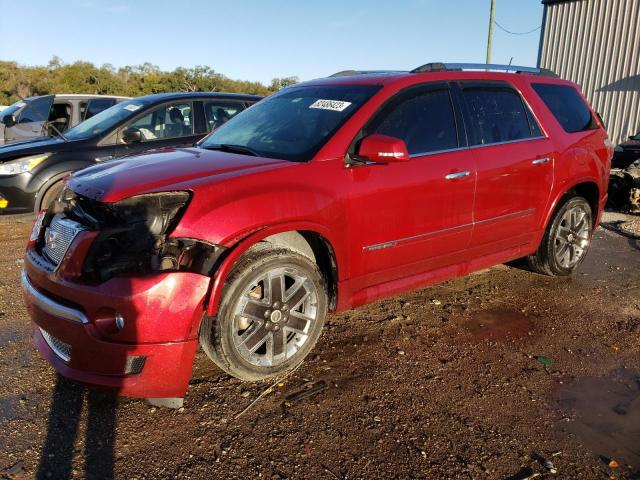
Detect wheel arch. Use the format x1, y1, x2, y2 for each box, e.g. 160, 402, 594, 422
32, 170, 74, 212
205, 223, 341, 317
543, 178, 601, 232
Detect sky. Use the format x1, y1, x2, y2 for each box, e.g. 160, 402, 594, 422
0, 0, 545, 85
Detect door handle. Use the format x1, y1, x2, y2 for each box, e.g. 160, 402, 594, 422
532, 157, 550, 165
445, 171, 470, 180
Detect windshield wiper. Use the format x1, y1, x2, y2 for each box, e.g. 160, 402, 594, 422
201, 143, 259, 156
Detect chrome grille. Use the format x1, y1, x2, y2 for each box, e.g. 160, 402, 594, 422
42, 215, 84, 266
39, 328, 72, 362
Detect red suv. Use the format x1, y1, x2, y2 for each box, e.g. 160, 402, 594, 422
23, 63, 612, 402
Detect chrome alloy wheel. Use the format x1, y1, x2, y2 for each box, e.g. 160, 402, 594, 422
232, 267, 319, 367
553, 204, 590, 268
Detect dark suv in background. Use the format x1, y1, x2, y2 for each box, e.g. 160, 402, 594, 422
0, 92, 260, 214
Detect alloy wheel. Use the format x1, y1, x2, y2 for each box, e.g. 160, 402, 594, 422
231, 267, 319, 367
553, 204, 590, 268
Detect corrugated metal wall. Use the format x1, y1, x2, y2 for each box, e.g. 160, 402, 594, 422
539, 0, 640, 145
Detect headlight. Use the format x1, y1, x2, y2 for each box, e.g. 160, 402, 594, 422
614, 146, 624, 153
0, 154, 50, 176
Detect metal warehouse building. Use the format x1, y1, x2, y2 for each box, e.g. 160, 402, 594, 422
537, 0, 640, 145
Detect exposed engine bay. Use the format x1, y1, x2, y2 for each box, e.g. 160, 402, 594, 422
39, 188, 225, 282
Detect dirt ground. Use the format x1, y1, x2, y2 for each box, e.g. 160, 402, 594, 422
1, 213, 639, 480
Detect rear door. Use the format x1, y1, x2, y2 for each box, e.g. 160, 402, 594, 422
457, 81, 553, 254
348, 82, 475, 291
5, 95, 55, 142
202, 99, 248, 132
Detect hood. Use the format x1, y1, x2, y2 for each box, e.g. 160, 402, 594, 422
68, 147, 291, 202
0, 136, 67, 160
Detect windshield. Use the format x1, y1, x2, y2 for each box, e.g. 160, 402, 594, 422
65, 99, 149, 140
200, 84, 381, 162
631, 130, 640, 141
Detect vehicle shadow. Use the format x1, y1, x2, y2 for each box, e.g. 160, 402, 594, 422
36, 377, 117, 480
35, 185, 149, 479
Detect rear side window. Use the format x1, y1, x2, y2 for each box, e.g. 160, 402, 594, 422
462, 86, 533, 146
203, 100, 246, 132
532, 83, 595, 133
368, 86, 458, 155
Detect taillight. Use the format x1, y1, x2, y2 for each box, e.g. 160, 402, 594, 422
604, 138, 614, 160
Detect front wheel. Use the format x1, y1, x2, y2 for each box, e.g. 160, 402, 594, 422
527, 196, 593, 276
199, 247, 328, 381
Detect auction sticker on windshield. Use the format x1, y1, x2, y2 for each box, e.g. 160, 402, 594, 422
309, 99, 352, 112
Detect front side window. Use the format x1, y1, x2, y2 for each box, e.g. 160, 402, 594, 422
463, 86, 533, 146
204, 101, 246, 131
367, 86, 458, 155
200, 85, 381, 162
124, 102, 194, 142
532, 83, 595, 133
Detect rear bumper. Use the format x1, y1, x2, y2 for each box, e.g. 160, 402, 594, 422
22, 244, 211, 397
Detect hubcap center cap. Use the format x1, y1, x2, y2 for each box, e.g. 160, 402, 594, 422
270, 310, 283, 323
567, 232, 575, 243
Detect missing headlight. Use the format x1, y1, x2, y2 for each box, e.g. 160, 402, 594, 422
49, 190, 226, 282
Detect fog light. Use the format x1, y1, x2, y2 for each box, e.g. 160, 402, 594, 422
0, 194, 8, 209
124, 356, 146, 375
115, 313, 125, 330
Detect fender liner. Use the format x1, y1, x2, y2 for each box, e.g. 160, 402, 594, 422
204, 222, 341, 317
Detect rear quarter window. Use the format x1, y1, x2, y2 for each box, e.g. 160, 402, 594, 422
532, 83, 596, 133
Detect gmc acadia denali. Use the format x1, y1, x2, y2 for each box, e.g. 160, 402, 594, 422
22, 63, 612, 403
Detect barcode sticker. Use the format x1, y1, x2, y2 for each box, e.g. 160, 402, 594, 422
309, 99, 352, 112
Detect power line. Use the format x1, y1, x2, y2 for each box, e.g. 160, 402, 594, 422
494, 19, 541, 35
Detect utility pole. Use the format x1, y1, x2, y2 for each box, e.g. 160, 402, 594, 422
486, 0, 496, 64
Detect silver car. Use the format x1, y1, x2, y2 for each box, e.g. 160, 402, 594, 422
0, 94, 129, 145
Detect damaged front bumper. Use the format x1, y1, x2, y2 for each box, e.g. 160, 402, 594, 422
23, 246, 212, 398
22, 191, 225, 398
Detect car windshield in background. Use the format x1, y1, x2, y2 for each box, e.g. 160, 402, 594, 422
64, 99, 150, 140
631, 130, 640, 141
200, 85, 381, 162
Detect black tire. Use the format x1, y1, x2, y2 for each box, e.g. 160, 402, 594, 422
527, 195, 593, 276
199, 246, 328, 381
38, 180, 65, 212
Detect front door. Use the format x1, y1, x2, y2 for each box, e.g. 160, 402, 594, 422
113, 100, 203, 158
5, 95, 54, 143
347, 83, 475, 293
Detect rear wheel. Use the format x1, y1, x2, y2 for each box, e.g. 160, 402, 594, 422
199, 247, 328, 381
527, 195, 593, 276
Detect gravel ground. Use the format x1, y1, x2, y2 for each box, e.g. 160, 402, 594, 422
1, 214, 639, 479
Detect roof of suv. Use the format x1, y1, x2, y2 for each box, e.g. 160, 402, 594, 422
133, 92, 263, 103
297, 63, 573, 88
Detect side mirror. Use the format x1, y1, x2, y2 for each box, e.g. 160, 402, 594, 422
2, 114, 16, 128
122, 127, 142, 144
357, 134, 409, 164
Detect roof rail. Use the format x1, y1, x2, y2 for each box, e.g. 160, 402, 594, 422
329, 70, 405, 77
410, 62, 558, 77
